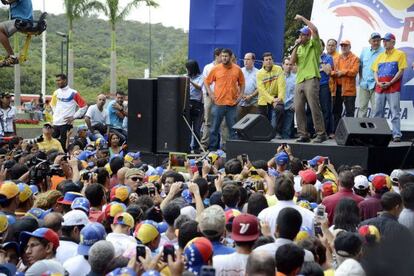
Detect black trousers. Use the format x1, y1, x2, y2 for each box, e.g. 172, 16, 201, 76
53, 124, 73, 150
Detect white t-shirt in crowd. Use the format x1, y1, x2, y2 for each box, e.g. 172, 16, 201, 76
85, 104, 108, 126
213, 252, 249, 276
51, 86, 87, 126
254, 238, 314, 262
106, 232, 137, 257
56, 240, 78, 264
159, 233, 178, 248
25, 259, 65, 276
63, 255, 91, 276
0, 106, 16, 135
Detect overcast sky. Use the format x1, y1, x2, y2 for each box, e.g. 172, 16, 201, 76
32, 0, 190, 30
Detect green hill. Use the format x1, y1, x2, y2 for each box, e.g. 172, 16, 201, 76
0, 9, 188, 102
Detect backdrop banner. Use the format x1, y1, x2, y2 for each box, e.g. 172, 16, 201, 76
311, 0, 414, 131
188, 0, 286, 70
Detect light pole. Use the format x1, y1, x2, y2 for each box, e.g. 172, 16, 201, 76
41, 0, 46, 100
56, 32, 68, 76
148, 4, 152, 78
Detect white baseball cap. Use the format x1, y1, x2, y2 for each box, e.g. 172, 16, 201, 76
354, 175, 369, 190
390, 169, 404, 183
62, 210, 89, 226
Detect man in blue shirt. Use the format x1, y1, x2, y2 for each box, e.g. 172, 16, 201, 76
107, 91, 127, 143
281, 57, 296, 139
0, 0, 33, 66
306, 39, 334, 137
358, 32, 384, 118
237, 52, 259, 120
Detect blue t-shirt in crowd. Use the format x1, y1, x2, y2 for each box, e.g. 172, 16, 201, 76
284, 72, 296, 110
359, 46, 384, 90
189, 74, 204, 102
319, 53, 334, 86
107, 100, 124, 129
212, 241, 236, 256
11, 0, 33, 21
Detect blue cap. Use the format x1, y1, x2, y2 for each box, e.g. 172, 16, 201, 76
370, 32, 381, 39
71, 197, 90, 213
142, 220, 166, 234
77, 125, 88, 132
382, 33, 396, 41
77, 150, 96, 161
108, 267, 137, 276
78, 222, 106, 256
275, 152, 289, 165
29, 185, 39, 195
25, 208, 51, 220
0, 263, 17, 276
299, 26, 311, 35
155, 166, 164, 176
142, 270, 161, 276
181, 189, 193, 204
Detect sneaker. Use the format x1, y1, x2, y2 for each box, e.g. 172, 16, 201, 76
0, 55, 19, 67
296, 136, 311, 143
312, 134, 328, 143
393, 137, 401, 143
275, 134, 282, 139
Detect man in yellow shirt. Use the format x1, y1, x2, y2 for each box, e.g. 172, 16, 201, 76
257, 52, 286, 138
37, 123, 64, 153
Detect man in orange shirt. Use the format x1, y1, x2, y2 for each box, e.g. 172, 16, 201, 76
205, 48, 245, 150
332, 40, 360, 130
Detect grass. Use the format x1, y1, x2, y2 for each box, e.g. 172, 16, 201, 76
16, 119, 85, 129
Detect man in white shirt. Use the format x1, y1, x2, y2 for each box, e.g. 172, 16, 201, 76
51, 74, 88, 149
63, 222, 106, 276
85, 94, 108, 140
106, 212, 136, 257
258, 176, 315, 236
237, 52, 259, 120
0, 91, 16, 137
214, 214, 260, 276
56, 210, 89, 264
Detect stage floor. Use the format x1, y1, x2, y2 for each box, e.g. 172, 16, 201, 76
226, 138, 414, 174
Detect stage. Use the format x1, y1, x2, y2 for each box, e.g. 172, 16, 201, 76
226, 138, 414, 174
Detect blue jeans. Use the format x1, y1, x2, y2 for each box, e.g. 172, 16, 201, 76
209, 104, 237, 150
281, 109, 294, 138
373, 92, 402, 138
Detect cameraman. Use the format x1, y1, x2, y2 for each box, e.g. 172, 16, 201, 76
36, 123, 64, 153
50, 153, 80, 190
0, 91, 16, 137
0, 0, 33, 66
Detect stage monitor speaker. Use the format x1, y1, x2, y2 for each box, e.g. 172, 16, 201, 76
156, 76, 190, 153
335, 117, 392, 147
128, 78, 157, 152
233, 114, 274, 141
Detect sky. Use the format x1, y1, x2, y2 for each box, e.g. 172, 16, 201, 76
32, 0, 190, 31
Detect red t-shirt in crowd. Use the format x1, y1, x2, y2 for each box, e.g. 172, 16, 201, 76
322, 188, 364, 225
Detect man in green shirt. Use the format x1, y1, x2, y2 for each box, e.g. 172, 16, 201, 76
291, 15, 327, 143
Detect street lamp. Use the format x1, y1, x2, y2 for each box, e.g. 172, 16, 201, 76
56, 32, 68, 76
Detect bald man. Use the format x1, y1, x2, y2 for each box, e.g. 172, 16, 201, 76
85, 94, 109, 139
246, 251, 276, 276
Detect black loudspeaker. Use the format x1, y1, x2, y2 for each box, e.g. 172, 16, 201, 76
128, 79, 157, 152
233, 114, 274, 141
335, 117, 392, 147
156, 76, 190, 153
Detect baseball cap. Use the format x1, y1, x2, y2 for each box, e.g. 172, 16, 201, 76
334, 231, 362, 257
354, 175, 369, 190
358, 225, 380, 243
110, 185, 131, 202
78, 222, 107, 256
225, 208, 241, 225
71, 197, 90, 213
135, 220, 160, 244
29, 185, 39, 195
0, 91, 12, 98
299, 169, 317, 184
113, 212, 134, 228
371, 174, 389, 192
77, 125, 88, 132
308, 156, 326, 167
107, 267, 137, 276
298, 26, 311, 35
231, 214, 260, 242
1, 241, 19, 255
275, 152, 289, 166
198, 205, 225, 238
0, 181, 19, 199
62, 210, 89, 226
124, 152, 141, 163
181, 189, 193, 204
104, 202, 127, 219
17, 183, 32, 202
43, 122, 53, 129
19, 228, 60, 250
390, 169, 404, 183
382, 33, 396, 41
0, 212, 8, 233
340, 40, 351, 46
77, 150, 96, 161
184, 237, 213, 275
0, 263, 17, 276
125, 168, 145, 179
25, 208, 52, 220
321, 181, 338, 197
57, 192, 84, 205
370, 32, 381, 39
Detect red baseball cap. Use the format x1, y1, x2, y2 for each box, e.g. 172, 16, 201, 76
299, 169, 317, 184
371, 175, 389, 191
231, 214, 259, 242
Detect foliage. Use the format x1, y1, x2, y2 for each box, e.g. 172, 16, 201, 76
0, 9, 188, 103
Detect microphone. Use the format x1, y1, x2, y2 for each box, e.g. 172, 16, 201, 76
288, 42, 301, 53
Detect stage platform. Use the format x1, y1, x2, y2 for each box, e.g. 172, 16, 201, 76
226, 138, 414, 174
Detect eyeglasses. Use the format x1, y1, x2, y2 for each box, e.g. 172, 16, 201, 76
130, 176, 143, 182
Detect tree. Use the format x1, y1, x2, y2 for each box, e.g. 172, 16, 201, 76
101, 0, 158, 94
63, 0, 104, 87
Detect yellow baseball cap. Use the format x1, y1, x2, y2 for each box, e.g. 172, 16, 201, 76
135, 220, 160, 244
113, 212, 134, 228
0, 212, 8, 233
0, 181, 19, 199
18, 183, 33, 202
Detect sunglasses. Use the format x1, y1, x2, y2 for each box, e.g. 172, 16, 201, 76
130, 176, 143, 182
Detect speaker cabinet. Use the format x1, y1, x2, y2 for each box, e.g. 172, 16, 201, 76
232, 114, 274, 141
156, 76, 190, 153
335, 117, 392, 147
127, 79, 157, 152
